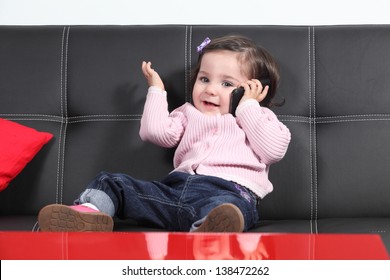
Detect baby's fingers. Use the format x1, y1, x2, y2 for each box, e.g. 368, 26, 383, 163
142, 61, 152, 76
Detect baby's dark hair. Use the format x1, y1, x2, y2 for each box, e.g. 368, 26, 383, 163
192, 35, 283, 108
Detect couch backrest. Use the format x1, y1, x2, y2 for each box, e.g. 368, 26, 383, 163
1, 25, 390, 221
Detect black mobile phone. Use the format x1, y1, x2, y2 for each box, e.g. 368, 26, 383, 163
229, 78, 270, 116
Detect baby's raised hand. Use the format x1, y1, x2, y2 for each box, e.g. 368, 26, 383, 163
141, 61, 165, 91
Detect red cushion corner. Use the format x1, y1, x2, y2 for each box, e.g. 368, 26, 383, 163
0, 118, 53, 191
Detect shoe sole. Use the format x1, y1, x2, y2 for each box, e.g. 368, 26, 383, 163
38, 204, 113, 232
195, 203, 244, 232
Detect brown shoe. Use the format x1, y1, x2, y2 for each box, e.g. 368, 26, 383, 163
38, 204, 113, 232
194, 203, 244, 232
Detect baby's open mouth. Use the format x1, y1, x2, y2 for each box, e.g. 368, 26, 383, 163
203, 101, 219, 107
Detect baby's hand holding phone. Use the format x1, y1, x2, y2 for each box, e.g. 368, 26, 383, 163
229, 78, 270, 116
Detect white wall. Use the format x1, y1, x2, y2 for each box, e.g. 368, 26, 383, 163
0, 0, 389, 25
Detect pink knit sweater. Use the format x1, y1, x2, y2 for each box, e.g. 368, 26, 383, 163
140, 87, 291, 198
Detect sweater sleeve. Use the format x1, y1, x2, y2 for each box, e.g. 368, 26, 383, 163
139, 87, 186, 148
236, 99, 291, 165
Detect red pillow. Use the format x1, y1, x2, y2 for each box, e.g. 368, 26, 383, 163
0, 118, 53, 191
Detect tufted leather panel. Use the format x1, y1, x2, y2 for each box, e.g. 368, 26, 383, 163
0, 25, 389, 252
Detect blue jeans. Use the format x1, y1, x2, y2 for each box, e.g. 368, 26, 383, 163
75, 171, 259, 231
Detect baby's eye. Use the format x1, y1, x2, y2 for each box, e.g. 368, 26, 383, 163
222, 81, 234, 87
200, 77, 209, 83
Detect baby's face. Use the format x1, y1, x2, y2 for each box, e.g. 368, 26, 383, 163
192, 50, 249, 116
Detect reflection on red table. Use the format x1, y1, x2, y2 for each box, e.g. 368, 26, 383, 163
0, 232, 388, 260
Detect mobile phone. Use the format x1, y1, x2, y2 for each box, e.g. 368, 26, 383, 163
229, 78, 270, 116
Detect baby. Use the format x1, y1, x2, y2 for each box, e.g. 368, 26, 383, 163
38, 35, 290, 232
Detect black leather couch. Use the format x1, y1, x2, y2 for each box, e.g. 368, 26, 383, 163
1, 25, 389, 253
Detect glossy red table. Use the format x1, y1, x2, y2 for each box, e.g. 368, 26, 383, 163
0, 232, 388, 260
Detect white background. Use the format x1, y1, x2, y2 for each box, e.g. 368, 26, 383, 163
3, 260, 390, 279
0, 0, 389, 25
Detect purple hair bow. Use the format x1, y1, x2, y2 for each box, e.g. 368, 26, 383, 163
196, 37, 211, 53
